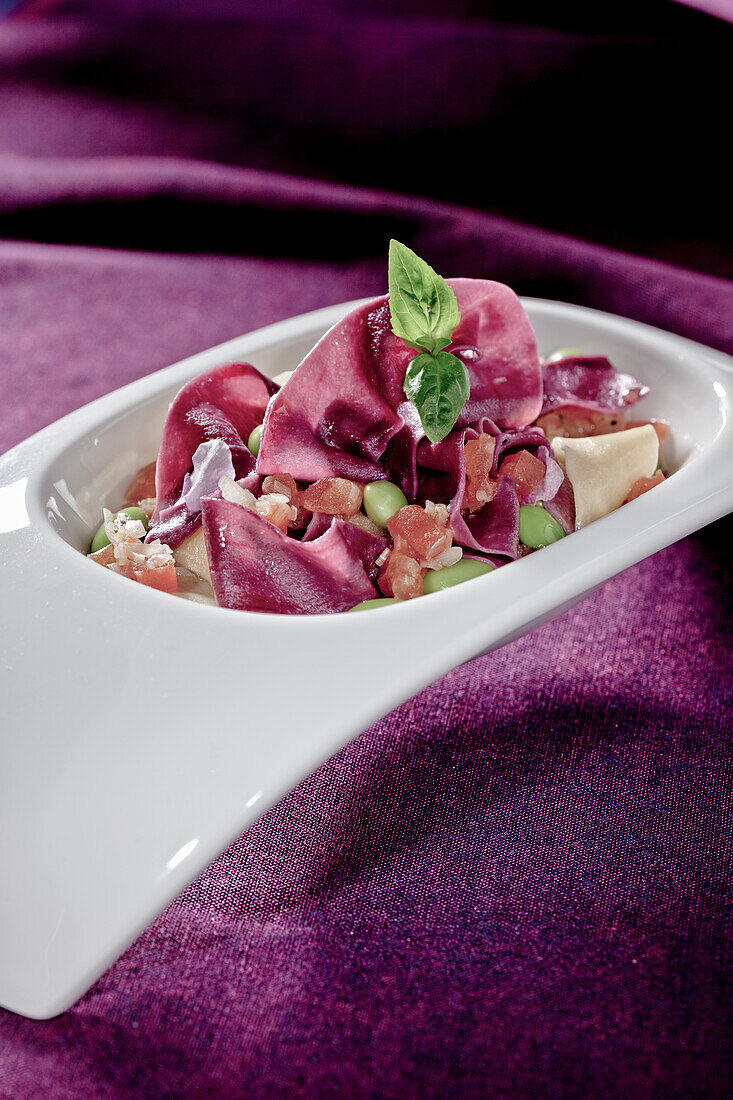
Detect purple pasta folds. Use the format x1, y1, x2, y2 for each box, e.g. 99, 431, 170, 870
541, 355, 648, 414
202, 501, 378, 614
417, 418, 564, 560
257, 279, 543, 486
148, 362, 278, 548
96, 277, 661, 613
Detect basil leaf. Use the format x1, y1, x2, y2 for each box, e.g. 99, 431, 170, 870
388, 239, 460, 354
403, 350, 470, 444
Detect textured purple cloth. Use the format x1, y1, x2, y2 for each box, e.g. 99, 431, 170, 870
1, 3, 732, 1098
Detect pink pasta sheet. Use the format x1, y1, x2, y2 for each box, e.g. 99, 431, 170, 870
148, 362, 278, 549
541, 355, 648, 415
257, 279, 543, 497
202, 501, 380, 614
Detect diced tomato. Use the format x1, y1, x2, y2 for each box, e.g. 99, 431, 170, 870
378, 551, 425, 600
89, 544, 117, 568
387, 505, 452, 562
535, 410, 628, 439
499, 450, 545, 501
123, 461, 157, 506
627, 419, 670, 445
624, 470, 665, 503
131, 560, 178, 593
261, 473, 299, 502
300, 477, 363, 516
463, 434, 497, 513
90, 543, 135, 578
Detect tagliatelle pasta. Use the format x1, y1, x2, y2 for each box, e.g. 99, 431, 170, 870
87, 252, 670, 612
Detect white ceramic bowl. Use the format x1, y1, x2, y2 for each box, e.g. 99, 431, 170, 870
1, 298, 731, 1019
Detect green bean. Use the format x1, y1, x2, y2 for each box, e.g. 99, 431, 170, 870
518, 504, 565, 549
363, 481, 408, 527
546, 347, 585, 363
423, 558, 493, 594
348, 597, 400, 612
247, 424, 263, 457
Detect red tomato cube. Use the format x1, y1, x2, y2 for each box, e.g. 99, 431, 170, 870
463, 434, 497, 513
123, 461, 157, 506
300, 478, 363, 516
378, 551, 425, 600
499, 450, 545, 501
624, 470, 665, 502
132, 560, 178, 593
387, 505, 452, 562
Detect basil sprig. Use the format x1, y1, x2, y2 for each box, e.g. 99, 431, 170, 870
388, 240, 468, 443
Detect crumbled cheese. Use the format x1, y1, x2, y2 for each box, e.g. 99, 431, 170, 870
424, 500, 450, 526
103, 508, 146, 546
114, 536, 173, 571
424, 546, 463, 571
218, 476, 296, 529
219, 476, 257, 508
262, 475, 297, 501
255, 493, 297, 529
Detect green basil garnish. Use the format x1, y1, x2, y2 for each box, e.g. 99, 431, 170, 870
388, 240, 468, 443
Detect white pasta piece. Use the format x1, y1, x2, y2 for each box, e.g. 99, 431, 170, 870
552, 424, 658, 529
175, 566, 216, 605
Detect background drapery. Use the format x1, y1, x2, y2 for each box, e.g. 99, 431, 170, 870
1, 3, 731, 1096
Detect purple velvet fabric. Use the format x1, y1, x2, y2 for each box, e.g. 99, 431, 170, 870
1, 2, 732, 1097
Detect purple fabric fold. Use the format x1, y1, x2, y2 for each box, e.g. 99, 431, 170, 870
1, 3, 732, 1097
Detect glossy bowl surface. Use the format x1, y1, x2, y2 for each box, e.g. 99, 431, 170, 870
1, 298, 731, 1018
